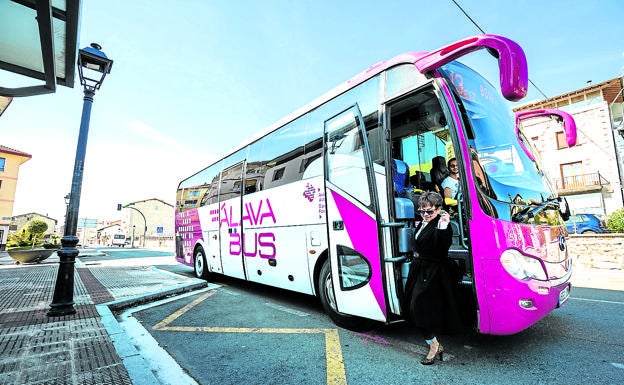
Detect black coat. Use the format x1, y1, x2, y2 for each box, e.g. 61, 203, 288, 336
403, 215, 463, 336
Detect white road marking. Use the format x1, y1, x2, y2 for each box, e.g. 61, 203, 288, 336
264, 302, 310, 316
571, 297, 624, 305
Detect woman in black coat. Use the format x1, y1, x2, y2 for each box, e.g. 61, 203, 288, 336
404, 191, 463, 365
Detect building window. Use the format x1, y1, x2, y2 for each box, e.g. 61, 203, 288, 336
561, 162, 583, 188
556, 132, 568, 149
0, 157, 5, 172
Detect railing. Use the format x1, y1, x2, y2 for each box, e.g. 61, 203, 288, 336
553, 172, 609, 191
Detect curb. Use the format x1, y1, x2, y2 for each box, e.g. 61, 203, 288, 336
106, 274, 207, 313
96, 272, 207, 385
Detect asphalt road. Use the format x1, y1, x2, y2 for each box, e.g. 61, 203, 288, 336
142, 269, 623, 384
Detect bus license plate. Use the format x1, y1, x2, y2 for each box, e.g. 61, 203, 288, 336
558, 285, 570, 306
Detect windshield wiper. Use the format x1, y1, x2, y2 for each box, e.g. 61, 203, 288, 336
511, 197, 561, 223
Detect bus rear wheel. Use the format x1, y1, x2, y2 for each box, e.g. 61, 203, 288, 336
318, 259, 377, 331
194, 246, 211, 280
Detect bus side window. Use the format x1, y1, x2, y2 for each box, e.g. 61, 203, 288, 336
176, 161, 222, 209
262, 120, 307, 190
246, 139, 265, 195
218, 148, 247, 202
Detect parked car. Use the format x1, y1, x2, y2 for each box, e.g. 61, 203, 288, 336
565, 213, 607, 234
111, 233, 127, 247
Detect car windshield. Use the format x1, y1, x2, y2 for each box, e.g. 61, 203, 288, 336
439, 62, 558, 218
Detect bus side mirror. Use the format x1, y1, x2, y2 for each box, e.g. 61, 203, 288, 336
414, 34, 528, 102
516, 109, 577, 147
560, 197, 571, 221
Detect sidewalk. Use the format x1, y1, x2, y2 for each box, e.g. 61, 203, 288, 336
0, 250, 207, 385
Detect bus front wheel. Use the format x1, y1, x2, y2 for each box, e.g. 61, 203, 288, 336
318, 260, 377, 331
194, 246, 211, 280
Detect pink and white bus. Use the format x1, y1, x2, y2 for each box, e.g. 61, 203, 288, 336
175, 34, 576, 335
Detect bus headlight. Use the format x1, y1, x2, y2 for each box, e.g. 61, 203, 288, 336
500, 249, 547, 281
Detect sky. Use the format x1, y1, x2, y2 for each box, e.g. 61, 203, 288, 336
2, 0, 624, 224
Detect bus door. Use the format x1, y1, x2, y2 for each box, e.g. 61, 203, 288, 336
218, 160, 246, 280
323, 105, 387, 322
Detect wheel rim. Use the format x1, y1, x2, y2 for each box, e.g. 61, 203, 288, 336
323, 272, 339, 312
195, 250, 204, 276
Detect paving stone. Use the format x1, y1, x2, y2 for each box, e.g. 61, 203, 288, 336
0, 255, 202, 384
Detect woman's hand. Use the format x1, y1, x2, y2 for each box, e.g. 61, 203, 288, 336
438, 210, 450, 229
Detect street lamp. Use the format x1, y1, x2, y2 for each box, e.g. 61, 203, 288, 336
63, 193, 70, 227
48, 43, 113, 317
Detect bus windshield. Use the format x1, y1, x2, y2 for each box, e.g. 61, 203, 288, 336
439, 61, 556, 209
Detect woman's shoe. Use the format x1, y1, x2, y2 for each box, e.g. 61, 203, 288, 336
420, 344, 444, 365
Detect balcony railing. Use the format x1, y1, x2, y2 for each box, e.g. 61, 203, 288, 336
553, 172, 609, 192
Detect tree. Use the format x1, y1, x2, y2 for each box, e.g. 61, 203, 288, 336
26, 220, 48, 249
607, 209, 624, 233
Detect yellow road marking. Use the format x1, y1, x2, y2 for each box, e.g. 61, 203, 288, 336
152, 289, 347, 385
152, 289, 216, 330
325, 328, 347, 385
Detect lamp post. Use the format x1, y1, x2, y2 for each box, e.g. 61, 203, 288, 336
132, 225, 136, 248
48, 43, 113, 317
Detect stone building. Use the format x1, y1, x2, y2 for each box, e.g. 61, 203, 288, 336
121, 198, 174, 248
514, 77, 624, 217
10, 212, 58, 239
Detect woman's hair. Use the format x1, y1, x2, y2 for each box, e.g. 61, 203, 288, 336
418, 191, 443, 208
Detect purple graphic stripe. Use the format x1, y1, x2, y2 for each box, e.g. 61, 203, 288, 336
330, 190, 385, 316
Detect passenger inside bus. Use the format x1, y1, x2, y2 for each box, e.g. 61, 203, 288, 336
442, 158, 460, 199
441, 158, 460, 212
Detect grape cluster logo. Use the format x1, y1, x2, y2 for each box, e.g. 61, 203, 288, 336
303, 183, 316, 202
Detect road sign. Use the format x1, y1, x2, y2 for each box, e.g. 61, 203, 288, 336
77, 218, 98, 228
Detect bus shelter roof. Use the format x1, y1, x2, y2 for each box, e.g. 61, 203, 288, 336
0, 0, 81, 97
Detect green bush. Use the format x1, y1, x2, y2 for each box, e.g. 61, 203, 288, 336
606, 208, 624, 233
7, 230, 28, 248
7, 219, 49, 249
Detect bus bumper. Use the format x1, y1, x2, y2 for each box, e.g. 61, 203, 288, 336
479, 260, 572, 335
